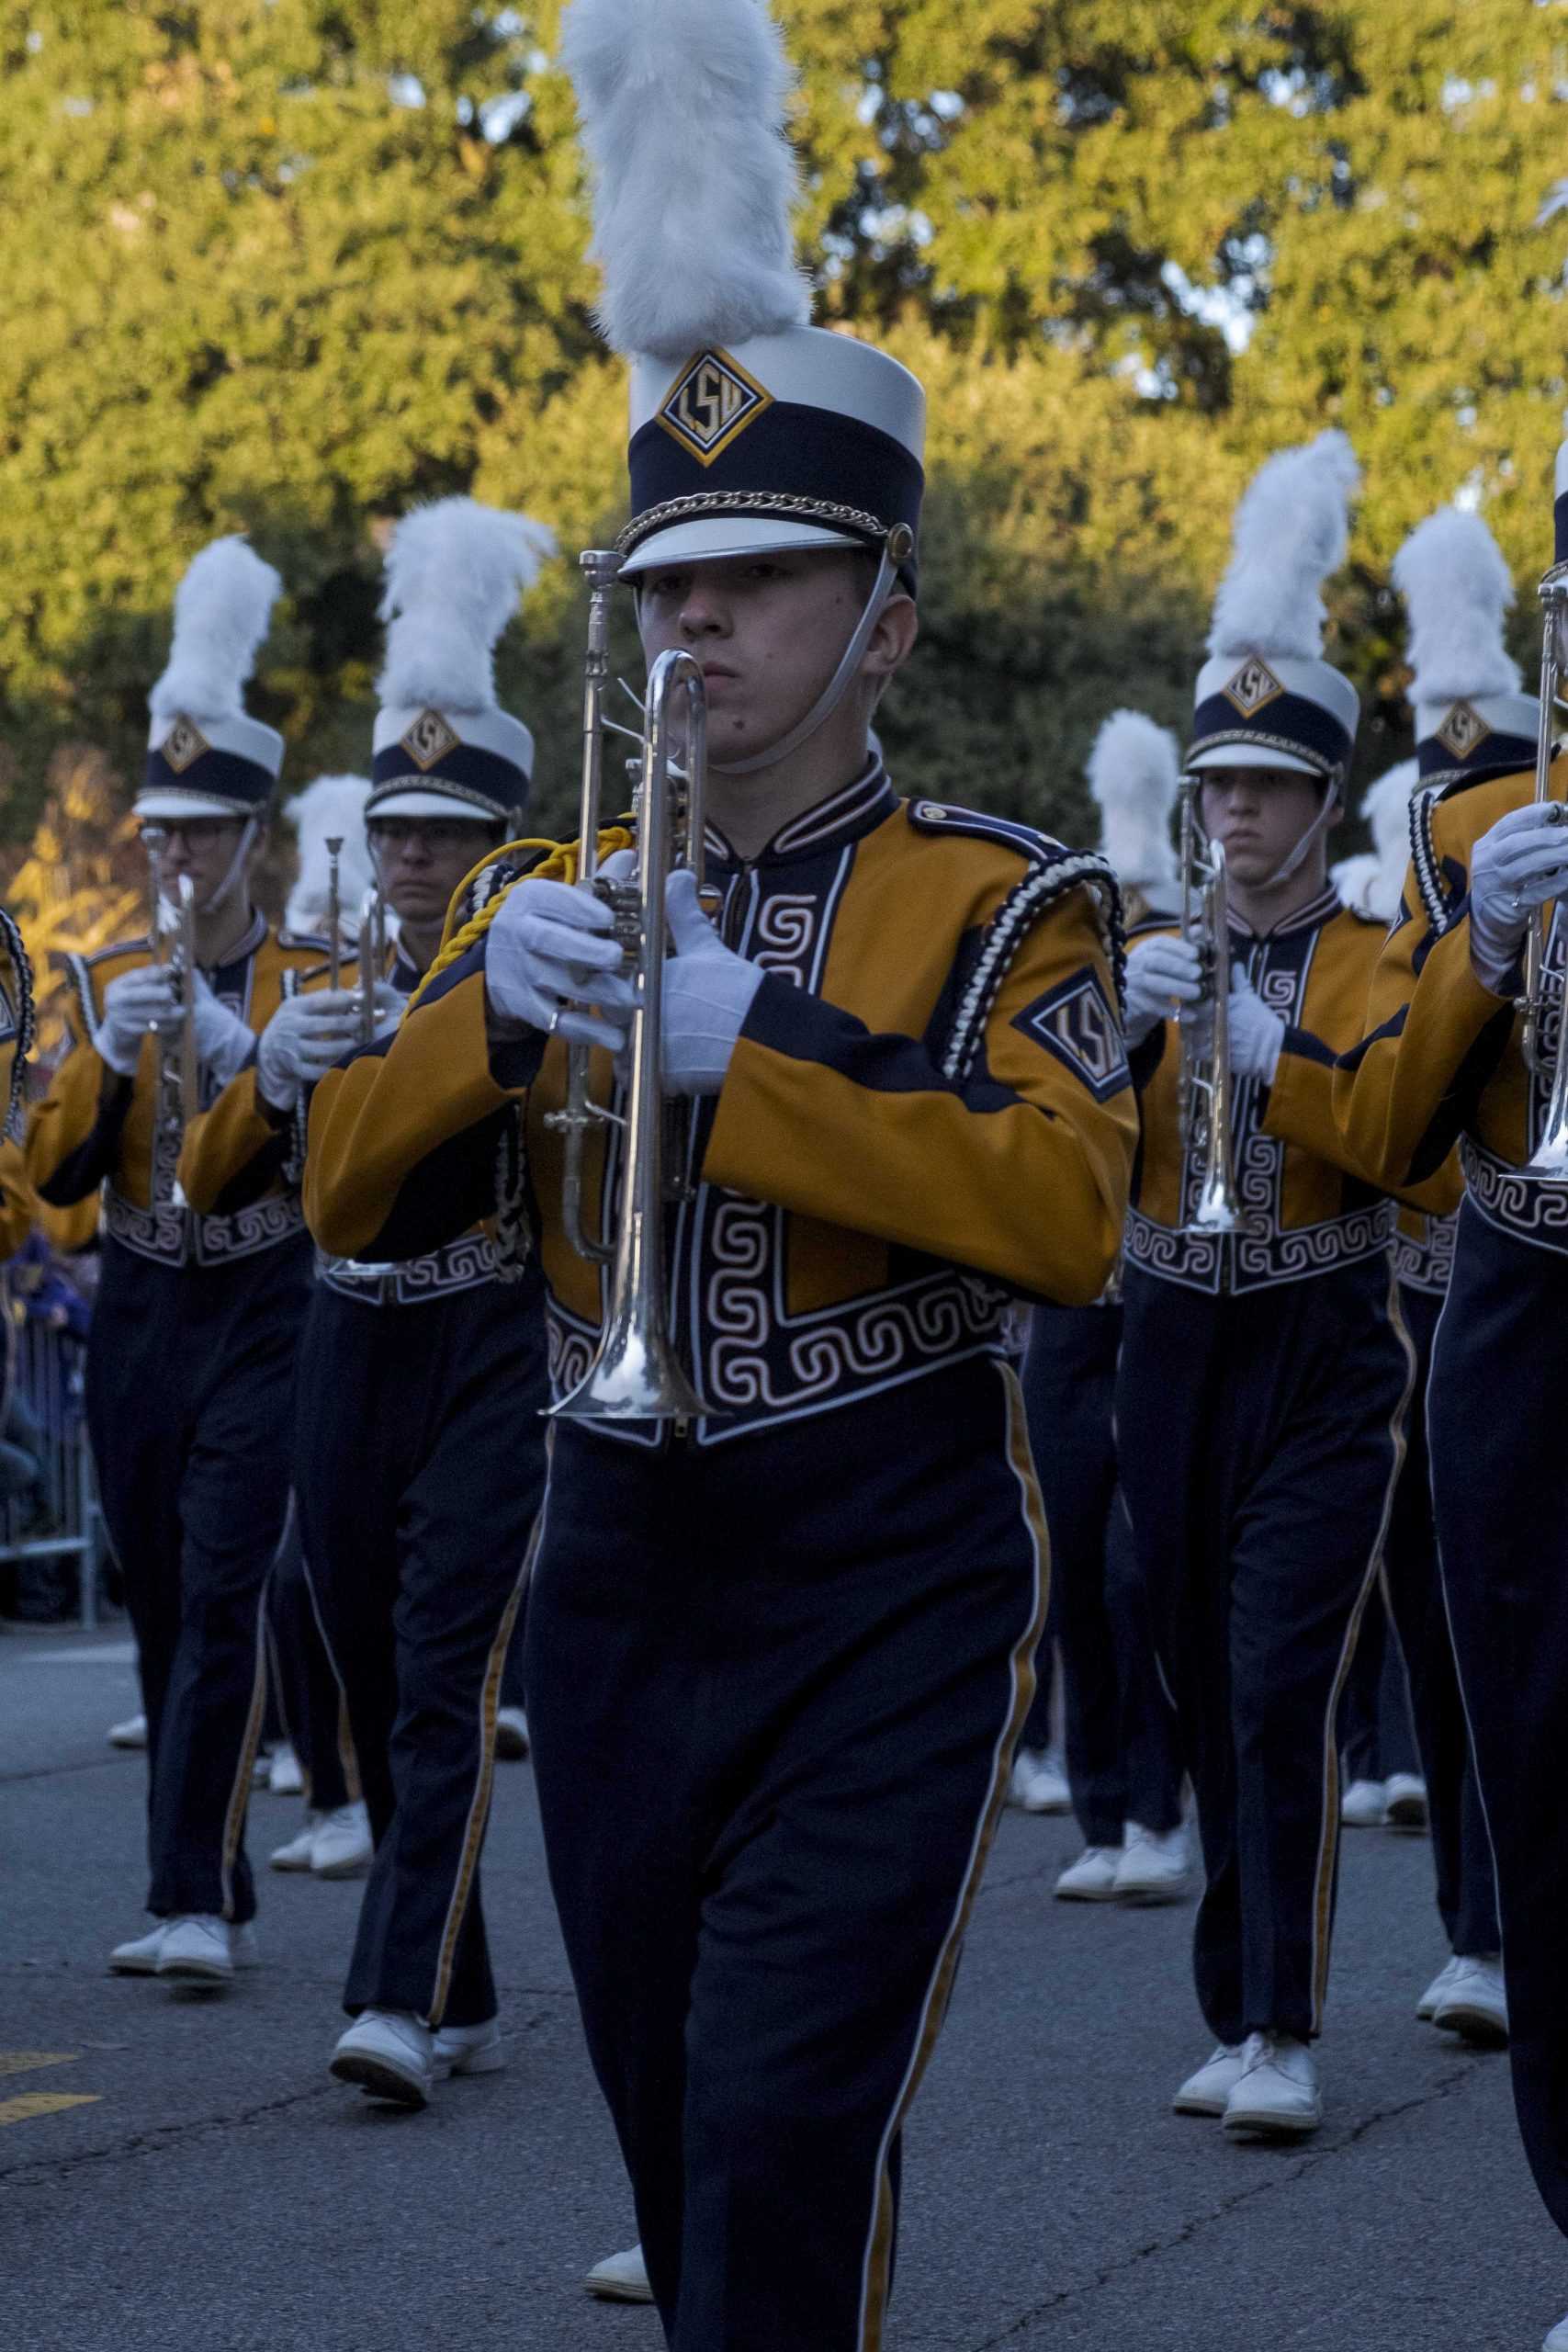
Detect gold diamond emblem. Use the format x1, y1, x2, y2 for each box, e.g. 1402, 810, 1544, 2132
400, 709, 461, 770
162, 715, 210, 774
1436, 700, 1491, 762
657, 348, 773, 468
1222, 659, 1285, 719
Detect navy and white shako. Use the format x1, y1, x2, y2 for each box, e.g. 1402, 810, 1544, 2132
368, 499, 558, 830
1393, 505, 1539, 794
138, 538, 285, 822
1189, 432, 1362, 794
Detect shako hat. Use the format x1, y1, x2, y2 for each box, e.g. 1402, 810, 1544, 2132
1393, 506, 1538, 792
1087, 710, 1181, 895
1190, 432, 1361, 792
139, 538, 285, 821
562, 0, 925, 593
369, 499, 558, 827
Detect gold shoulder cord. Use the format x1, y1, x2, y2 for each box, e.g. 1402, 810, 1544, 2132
401, 825, 638, 1020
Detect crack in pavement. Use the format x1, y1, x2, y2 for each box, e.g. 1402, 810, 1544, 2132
0, 2007, 559, 2188
957, 2055, 1483, 2350
0, 1756, 130, 1787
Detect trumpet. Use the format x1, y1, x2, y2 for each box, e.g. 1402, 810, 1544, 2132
141, 824, 197, 1206
545, 548, 713, 1424
355, 881, 389, 1046
1517, 559, 1568, 1176
1177, 785, 1247, 1237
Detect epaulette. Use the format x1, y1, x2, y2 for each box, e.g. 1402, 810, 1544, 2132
80, 935, 154, 968
907, 803, 1127, 1084
276, 927, 333, 956
56, 938, 152, 1040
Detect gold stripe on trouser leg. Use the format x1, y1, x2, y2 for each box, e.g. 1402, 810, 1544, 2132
855, 1359, 1052, 2352
220, 1501, 301, 1917
426, 1508, 547, 2027
1307, 1269, 1416, 2030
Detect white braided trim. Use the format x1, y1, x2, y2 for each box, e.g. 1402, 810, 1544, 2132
941, 853, 1125, 1086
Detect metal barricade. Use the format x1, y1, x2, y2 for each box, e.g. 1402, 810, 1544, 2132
0, 1281, 103, 1628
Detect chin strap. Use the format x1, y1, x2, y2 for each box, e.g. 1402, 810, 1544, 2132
198, 818, 258, 920
707, 543, 903, 779
1260, 779, 1341, 892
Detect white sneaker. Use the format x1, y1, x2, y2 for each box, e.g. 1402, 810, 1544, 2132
1341, 1777, 1386, 1826
107, 1712, 147, 1749
267, 1742, 304, 1797
331, 2008, 435, 2106
1543, 2315, 1568, 2351
1009, 1746, 1070, 1814
155, 1915, 234, 1986
1055, 1846, 1121, 1901
1432, 1954, 1508, 2046
270, 1811, 323, 1871
1172, 2044, 1246, 2116
1416, 1955, 1462, 2021
311, 1802, 373, 1879
1114, 1820, 1191, 1905
1384, 1771, 1429, 1832
109, 1921, 168, 1974
1223, 2031, 1322, 2138
585, 2244, 653, 2304
495, 1706, 529, 1760
432, 2018, 506, 2080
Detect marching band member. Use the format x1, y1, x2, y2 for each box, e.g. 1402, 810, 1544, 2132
1028, 712, 1188, 1904
1113, 435, 1458, 2140
304, 0, 1135, 2335
180, 497, 556, 2106
27, 538, 331, 1990
1333, 483, 1568, 2347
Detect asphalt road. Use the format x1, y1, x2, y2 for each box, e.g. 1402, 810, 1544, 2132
1, 1623, 1560, 2352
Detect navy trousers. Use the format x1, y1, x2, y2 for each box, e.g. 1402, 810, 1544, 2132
86, 1231, 312, 1926
1338, 1583, 1418, 1783
296, 1266, 548, 2029
1020, 1303, 1182, 1843
265, 1521, 355, 1814
1383, 1281, 1498, 1960
1428, 1202, 1568, 2233
525, 1359, 1046, 2352
1117, 1256, 1411, 2043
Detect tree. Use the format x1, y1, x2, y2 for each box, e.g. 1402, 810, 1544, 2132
1, 1, 1563, 866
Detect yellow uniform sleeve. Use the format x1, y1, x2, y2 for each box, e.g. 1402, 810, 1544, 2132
702, 887, 1136, 1305
26, 1020, 139, 1209
0, 1137, 35, 1261
177, 1068, 291, 1216
1268, 1036, 1464, 1215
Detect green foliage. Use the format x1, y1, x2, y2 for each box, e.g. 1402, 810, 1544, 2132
0, 1, 1563, 859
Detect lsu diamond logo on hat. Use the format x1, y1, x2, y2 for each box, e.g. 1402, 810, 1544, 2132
401, 709, 461, 771
162, 716, 211, 775
1436, 700, 1492, 762
1222, 659, 1284, 719
658, 349, 773, 468
1014, 971, 1130, 1103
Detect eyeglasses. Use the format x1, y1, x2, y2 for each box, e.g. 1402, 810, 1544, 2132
138, 819, 243, 848
368, 820, 498, 854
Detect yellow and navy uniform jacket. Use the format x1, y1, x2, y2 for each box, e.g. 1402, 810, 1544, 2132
27, 913, 331, 1269
1128, 882, 1460, 1295
1333, 758, 1568, 1256
306, 763, 1139, 1447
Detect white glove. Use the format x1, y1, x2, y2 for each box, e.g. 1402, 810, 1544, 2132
191, 971, 255, 1089
1123, 934, 1202, 1047
1226, 967, 1286, 1082
93, 966, 177, 1076
364, 982, 406, 1044
1469, 803, 1568, 993
256, 990, 365, 1112
484, 876, 634, 1053
660, 869, 763, 1097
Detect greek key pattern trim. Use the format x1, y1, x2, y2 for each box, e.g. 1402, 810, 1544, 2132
1392, 1212, 1458, 1296
105, 1183, 305, 1268
1124, 1200, 1396, 1295
319, 1230, 499, 1307
1461, 1136, 1568, 1257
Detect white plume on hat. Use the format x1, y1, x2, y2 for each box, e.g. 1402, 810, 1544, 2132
149, 537, 282, 724
1087, 710, 1181, 889
1392, 507, 1521, 707
1332, 757, 1420, 922
562, 0, 811, 361
284, 775, 374, 936
1207, 430, 1361, 663
378, 499, 558, 714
